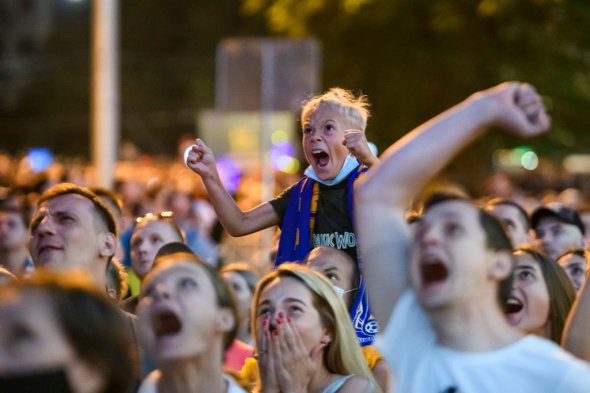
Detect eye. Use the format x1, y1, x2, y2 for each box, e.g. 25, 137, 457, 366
258, 307, 271, 317
149, 235, 163, 244
325, 272, 338, 282
444, 222, 463, 237
517, 270, 535, 281
288, 305, 303, 314
10, 324, 35, 343
572, 267, 585, 276
325, 123, 335, 132
179, 277, 197, 290
303, 126, 313, 135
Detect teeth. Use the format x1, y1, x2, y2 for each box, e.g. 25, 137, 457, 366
312, 149, 323, 154
507, 298, 520, 305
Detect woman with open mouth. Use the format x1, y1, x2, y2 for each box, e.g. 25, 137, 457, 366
137, 247, 245, 393
249, 263, 378, 393
505, 246, 576, 343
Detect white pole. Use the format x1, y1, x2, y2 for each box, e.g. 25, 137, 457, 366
260, 42, 275, 263
92, 0, 119, 188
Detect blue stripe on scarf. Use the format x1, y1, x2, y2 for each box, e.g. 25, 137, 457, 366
275, 164, 378, 346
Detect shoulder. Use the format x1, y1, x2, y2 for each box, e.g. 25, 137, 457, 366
337, 375, 376, 393
138, 370, 161, 393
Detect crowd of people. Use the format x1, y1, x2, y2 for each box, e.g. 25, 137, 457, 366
0, 82, 590, 392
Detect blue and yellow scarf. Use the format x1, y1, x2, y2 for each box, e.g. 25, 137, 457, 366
275, 162, 378, 346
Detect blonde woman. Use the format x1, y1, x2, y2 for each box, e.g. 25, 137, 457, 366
251, 263, 378, 393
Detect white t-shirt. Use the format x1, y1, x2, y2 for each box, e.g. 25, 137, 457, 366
138, 370, 246, 393
376, 290, 590, 393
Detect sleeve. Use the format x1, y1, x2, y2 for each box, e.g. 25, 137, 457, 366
374, 289, 436, 372
268, 184, 295, 227
556, 361, 590, 393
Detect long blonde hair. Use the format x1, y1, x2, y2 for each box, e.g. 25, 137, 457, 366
251, 263, 375, 384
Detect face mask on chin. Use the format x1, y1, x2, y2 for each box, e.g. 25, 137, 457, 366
0, 368, 73, 393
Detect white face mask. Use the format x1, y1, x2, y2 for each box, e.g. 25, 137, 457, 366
333, 285, 357, 298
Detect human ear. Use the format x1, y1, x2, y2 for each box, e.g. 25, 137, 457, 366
98, 233, 117, 258
216, 308, 236, 334
490, 250, 513, 280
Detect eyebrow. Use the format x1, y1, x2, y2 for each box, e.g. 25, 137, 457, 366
284, 297, 307, 307
515, 264, 537, 272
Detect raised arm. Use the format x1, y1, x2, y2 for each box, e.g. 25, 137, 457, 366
562, 277, 590, 360
186, 139, 279, 236
355, 82, 550, 326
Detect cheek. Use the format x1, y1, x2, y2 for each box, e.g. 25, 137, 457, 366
527, 284, 550, 320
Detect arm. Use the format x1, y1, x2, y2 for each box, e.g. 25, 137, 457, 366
186, 139, 279, 236
562, 277, 590, 360
355, 82, 550, 326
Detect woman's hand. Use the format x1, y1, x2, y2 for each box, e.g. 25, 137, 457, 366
272, 313, 326, 393
256, 316, 280, 393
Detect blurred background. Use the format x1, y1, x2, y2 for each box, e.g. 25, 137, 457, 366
2, 0, 590, 195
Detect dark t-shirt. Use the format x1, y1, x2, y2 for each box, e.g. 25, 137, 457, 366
269, 178, 357, 261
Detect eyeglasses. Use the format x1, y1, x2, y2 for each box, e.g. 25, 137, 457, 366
135, 211, 174, 223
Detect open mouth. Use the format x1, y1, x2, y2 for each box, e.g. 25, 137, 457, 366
311, 149, 330, 168
153, 310, 182, 338
421, 260, 449, 286
505, 297, 524, 314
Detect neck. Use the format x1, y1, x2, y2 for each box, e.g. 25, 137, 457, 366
0, 247, 29, 273
236, 325, 251, 344
159, 352, 226, 393
306, 354, 335, 393
429, 292, 523, 351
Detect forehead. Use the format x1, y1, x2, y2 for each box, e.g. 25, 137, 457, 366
0, 289, 54, 321
489, 204, 524, 223
536, 216, 575, 230
0, 211, 24, 223
514, 251, 541, 268
37, 193, 95, 217
261, 276, 312, 303
307, 249, 354, 272
559, 253, 586, 266
421, 200, 480, 226
133, 220, 177, 237
143, 261, 207, 289
302, 103, 344, 124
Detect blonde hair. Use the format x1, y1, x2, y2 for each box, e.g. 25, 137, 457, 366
106, 258, 128, 303
301, 88, 370, 131
251, 263, 375, 386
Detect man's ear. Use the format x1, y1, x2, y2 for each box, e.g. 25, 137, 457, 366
489, 250, 513, 280
216, 308, 236, 334
106, 287, 117, 301
98, 232, 117, 258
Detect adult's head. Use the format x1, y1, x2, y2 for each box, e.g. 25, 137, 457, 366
506, 247, 576, 343
556, 248, 589, 292
301, 88, 370, 181
0, 270, 136, 393
137, 250, 237, 366
304, 246, 359, 311
485, 198, 532, 249
412, 194, 514, 311
531, 204, 585, 260
251, 263, 373, 380
220, 262, 259, 341
89, 187, 123, 233
29, 183, 117, 285
130, 212, 184, 279
0, 205, 29, 254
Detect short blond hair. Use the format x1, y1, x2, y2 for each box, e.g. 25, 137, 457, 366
301, 88, 370, 131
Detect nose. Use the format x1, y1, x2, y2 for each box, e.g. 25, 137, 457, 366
418, 225, 441, 247
32, 215, 55, 238
152, 282, 171, 300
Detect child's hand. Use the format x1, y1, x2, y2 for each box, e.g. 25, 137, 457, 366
185, 139, 218, 180
344, 129, 378, 166
475, 82, 551, 138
